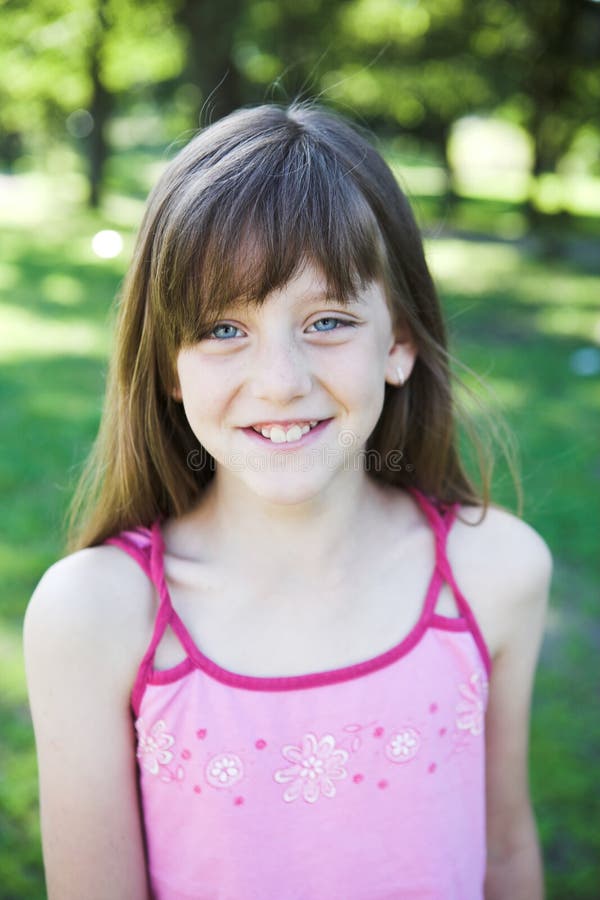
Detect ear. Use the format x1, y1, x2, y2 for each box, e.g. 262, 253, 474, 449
171, 376, 182, 402
385, 328, 417, 388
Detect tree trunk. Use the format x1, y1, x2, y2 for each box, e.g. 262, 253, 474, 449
524, 0, 584, 230
86, 0, 112, 208
175, 0, 247, 123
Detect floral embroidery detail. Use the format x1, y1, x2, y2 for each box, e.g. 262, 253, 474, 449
273, 732, 349, 804
385, 727, 421, 764
135, 718, 175, 775
456, 671, 489, 736
205, 753, 244, 788
160, 764, 185, 784
340, 720, 378, 753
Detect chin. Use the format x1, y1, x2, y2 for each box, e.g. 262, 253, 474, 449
241, 471, 334, 507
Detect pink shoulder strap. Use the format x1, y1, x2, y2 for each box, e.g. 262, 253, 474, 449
103, 520, 178, 653
406, 486, 457, 608
104, 520, 196, 712
103, 528, 153, 577
406, 486, 491, 674
103, 523, 166, 590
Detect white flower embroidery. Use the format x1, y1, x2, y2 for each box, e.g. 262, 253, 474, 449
205, 753, 244, 788
385, 727, 421, 763
274, 732, 349, 804
135, 718, 175, 775
160, 764, 186, 785
456, 671, 489, 736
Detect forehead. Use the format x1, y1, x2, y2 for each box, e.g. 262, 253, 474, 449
224, 259, 375, 311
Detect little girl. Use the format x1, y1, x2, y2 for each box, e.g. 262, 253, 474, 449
24, 101, 552, 900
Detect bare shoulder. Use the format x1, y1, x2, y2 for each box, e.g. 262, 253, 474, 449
447, 501, 553, 659
452, 501, 553, 577
23, 546, 157, 899
24, 544, 157, 696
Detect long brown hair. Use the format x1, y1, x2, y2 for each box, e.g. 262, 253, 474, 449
65, 100, 520, 552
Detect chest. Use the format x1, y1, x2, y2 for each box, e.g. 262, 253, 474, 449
151, 536, 473, 676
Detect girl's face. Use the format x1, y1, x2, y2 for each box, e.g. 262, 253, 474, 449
173, 259, 415, 505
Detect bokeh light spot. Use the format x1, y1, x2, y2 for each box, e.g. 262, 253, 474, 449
91, 230, 123, 258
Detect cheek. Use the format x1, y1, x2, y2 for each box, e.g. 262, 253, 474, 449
177, 357, 244, 435
176, 357, 214, 416
333, 343, 384, 392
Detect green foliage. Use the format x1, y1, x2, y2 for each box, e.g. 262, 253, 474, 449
0, 0, 185, 154
101, 0, 185, 91
0, 0, 92, 136
2, 0, 600, 207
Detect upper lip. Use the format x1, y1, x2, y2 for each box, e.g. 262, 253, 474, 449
245, 418, 328, 429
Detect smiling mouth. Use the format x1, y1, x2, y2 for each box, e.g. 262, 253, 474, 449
242, 418, 332, 445
250, 420, 320, 438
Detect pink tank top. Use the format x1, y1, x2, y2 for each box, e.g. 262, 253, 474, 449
104, 486, 491, 900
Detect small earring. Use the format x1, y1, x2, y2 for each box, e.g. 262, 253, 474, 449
396, 365, 405, 387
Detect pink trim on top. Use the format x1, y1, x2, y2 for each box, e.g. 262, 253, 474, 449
408, 489, 492, 676
104, 486, 492, 713
103, 526, 178, 715
104, 529, 153, 580
435, 544, 492, 676
131, 486, 489, 696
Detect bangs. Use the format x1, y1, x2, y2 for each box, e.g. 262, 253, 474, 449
150, 126, 389, 351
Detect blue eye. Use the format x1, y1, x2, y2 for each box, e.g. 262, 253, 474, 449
210, 323, 241, 340
208, 317, 358, 340
309, 317, 358, 333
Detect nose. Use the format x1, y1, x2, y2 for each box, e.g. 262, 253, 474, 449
248, 335, 312, 402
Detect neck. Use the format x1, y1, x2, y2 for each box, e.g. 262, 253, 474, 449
194, 471, 390, 592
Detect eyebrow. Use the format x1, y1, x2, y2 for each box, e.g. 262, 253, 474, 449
226, 292, 365, 311
307, 292, 364, 304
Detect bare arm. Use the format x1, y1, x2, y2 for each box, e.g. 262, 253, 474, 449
483, 526, 553, 900
23, 549, 153, 900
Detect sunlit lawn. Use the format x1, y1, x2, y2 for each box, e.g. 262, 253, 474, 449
1, 148, 599, 897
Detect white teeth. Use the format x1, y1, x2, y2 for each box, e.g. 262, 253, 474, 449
251, 420, 319, 443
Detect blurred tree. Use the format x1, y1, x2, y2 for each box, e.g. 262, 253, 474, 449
174, 0, 248, 121
87, 0, 112, 207
1, 0, 599, 212
275, 0, 599, 213
0, 0, 185, 204
506, 0, 600, 219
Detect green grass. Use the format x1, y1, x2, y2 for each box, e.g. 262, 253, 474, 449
1, 149, 599, 897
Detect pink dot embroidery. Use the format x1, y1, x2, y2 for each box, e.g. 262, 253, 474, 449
429, 702, 438, 714
377, 779, 389, 790
373, 726, 385, 738
428, 763, 437, 774
181, 749, 191, 760
353, 773, 364, 784
193, 785, 202, 794
439, 727, 447, 737
255, 739, 267, 750
196, 729, 207, 740
234, 796, 244, 806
